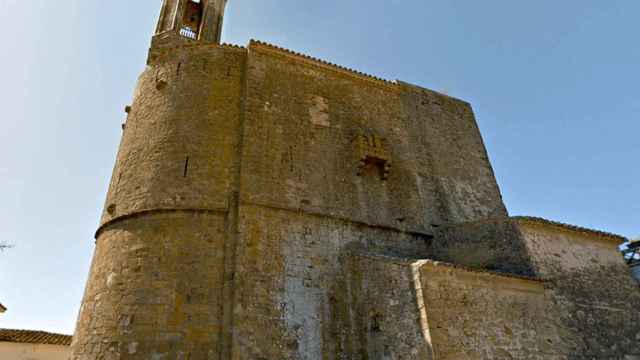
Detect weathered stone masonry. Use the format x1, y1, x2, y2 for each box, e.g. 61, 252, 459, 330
71, 1, 640, 359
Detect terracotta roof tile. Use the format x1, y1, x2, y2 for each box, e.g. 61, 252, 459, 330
0, 329, 72, 346
248, 39, 398, 88
513, 216, 627, 243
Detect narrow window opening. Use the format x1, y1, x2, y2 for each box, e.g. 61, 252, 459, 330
183, 156, 190, 178
370, 313, 383, 333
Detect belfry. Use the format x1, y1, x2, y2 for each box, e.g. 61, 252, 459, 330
71, 1, 640, 359
154, 0, 227, 43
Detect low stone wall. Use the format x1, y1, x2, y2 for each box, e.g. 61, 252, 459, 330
346, 254, 560, 359
517, 220, 640, 359
418, 261, 561, 359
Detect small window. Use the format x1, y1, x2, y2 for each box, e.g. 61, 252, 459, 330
355, 133, 392, 180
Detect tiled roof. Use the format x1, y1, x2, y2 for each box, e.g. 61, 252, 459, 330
0, 329, 72, 346
513, 216, 627, 243
248, 40, 398, 89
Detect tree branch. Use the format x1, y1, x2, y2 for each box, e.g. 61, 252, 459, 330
0, 242, 14, 251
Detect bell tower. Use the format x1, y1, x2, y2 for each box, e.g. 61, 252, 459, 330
155, 0, 228, 43
70, 0, 243, 358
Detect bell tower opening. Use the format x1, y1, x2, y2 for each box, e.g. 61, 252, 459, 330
180, 0, 204, 39
154, 0, 228, 44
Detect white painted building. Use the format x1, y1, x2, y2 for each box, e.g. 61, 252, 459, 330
0, 329, 71, 360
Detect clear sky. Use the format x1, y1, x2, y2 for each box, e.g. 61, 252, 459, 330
0, 0, 638, 334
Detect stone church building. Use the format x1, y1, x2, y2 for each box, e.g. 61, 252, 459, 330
70, 1, 640, 358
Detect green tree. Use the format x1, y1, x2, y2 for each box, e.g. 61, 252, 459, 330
622, 238, 640, 265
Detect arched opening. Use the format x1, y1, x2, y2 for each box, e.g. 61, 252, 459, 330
180, 0, 204, 39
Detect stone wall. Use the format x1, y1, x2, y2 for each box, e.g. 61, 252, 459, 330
100, 45, 245, 224
425, 219, 640, 359
72, 45, 246, 359
397, 82, 508, 224
72, 213, 228, 358
419, 261, 562, 359
431, 218, 536, 276
230, 205, 430, 359
222, 41, 510, 358
517, 220, 640, 359
71, 37, 640, 359
241, 43, 435, 235
240, 41, 507, 235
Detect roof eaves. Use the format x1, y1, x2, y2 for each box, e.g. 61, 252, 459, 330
513, 216, 627, 243
248, 39, 398, 90
0, 329, 72, 346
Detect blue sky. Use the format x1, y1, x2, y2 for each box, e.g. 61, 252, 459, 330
0, 1, 638, 334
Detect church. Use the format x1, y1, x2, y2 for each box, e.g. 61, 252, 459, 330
70, 1, 640, 358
